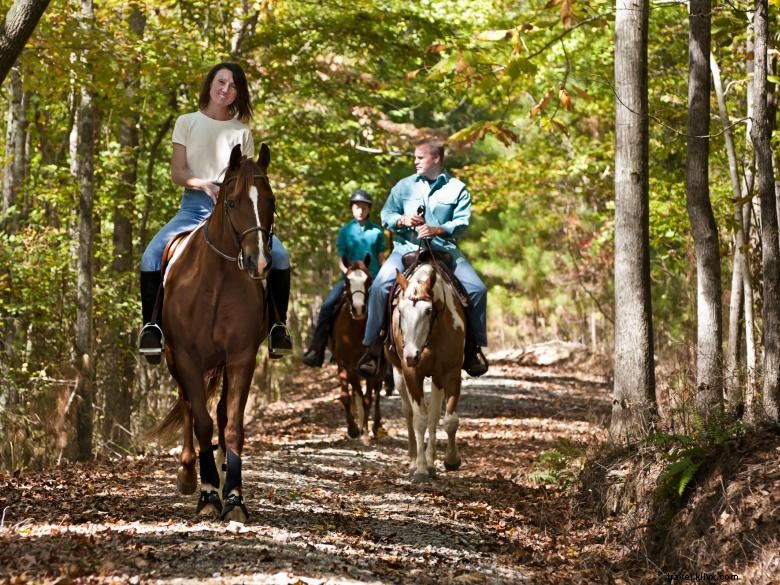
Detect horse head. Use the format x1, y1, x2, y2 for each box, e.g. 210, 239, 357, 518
218, 143, 276, 279
343, 253, 372, 319
394, 264, 438, 368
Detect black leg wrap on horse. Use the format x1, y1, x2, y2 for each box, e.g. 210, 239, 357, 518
222, 449, 242, 499
199, 449, 220, 489
196, 490, 223, 514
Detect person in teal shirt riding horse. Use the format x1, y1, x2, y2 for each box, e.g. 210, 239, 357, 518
358, 136, 489, 378
302, 189, 385, 367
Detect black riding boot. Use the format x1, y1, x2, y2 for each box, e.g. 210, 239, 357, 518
302, 317, 330, 368
268, 268, 293, 359
358, 339, 385, 379
138, 270, 164, 365
463, 325, 489, 377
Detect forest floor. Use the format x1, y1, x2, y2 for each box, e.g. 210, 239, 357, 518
0, 359, 776, 584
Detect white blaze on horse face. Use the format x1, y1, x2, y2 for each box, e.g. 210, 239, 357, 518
248, 185, 270, 268
398, 297, 433, 362
347, 269, 369, 315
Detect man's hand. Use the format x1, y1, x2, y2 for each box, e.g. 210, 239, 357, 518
415, 224, 445, 239
397, 215, 425, 229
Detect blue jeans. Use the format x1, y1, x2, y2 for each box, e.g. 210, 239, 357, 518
317, 280, 346, 328
140, 189, 289, 272
362, 251, 488, 347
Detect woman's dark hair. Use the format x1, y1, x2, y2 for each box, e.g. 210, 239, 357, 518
198, 62, 253, 123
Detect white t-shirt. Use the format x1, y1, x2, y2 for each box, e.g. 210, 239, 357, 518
171, 111, 254, 183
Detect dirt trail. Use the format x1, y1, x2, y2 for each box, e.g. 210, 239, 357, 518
1, 363, 629, 584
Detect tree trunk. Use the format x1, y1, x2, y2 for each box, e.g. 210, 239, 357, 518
752, 0, 780, 422
73, 0, 96, 461
2, 61, 28, 231
712, 53, 752, 412
0, 0, 51, 85
611, 0, 656, 443
102, 4, 145, 450
686, 0, 722, 418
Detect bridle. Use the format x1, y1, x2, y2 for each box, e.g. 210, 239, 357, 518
202, 172, 275, 276
345, 269, 371, 319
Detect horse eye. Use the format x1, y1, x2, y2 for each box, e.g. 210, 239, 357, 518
425, 307, 432, 315
227, 200, 236, 208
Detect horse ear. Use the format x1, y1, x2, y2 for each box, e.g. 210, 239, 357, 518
257, 143, 270, 168
341, 254, 350, 269
229, 144, 242, 170
364, 253, 371, 268
395, 269, 408, 291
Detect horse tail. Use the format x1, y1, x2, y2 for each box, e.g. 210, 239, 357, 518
147, 367, 224, 443
205, 366, 224, 407
150, 399, 188, 443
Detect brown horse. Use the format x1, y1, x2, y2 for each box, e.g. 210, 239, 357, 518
330, 256, 383, 440
386, 262, 466, 483
154, 143, 275, 522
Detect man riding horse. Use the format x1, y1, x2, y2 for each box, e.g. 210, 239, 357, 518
302, 189, 385, 368
358, 137, 489, 379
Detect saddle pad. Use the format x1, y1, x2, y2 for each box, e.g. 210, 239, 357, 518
161, 221, 206, 285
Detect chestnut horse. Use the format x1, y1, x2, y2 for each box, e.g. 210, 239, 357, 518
386, 262, 466, 483
330, 256, 383, 440
154, 144, 275, 522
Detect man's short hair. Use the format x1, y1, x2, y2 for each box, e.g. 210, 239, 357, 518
415, 137, 445, 161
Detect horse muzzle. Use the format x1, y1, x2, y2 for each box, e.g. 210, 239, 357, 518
238, 248, 270, 280
404, 350, 421, 368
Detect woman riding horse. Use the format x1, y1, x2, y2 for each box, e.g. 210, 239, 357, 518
138, 62, 292, 364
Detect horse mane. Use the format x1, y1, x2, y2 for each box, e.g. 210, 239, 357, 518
404, 264, 437, 300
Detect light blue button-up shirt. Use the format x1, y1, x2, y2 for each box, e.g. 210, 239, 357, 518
381, 172, 471, 259
336, 219, 385, 278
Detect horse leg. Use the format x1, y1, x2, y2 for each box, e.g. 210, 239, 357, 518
176, 399, 197, 495
220, 361, 254, 523
339, 366, 360, 438
371, 378, 383, 438
394, 367, 416, 474
442, 376, 462, 471
216, 379, 228, 495
425, 381, 445, 479
406, 372, 431, 484
352, 374, 370, 445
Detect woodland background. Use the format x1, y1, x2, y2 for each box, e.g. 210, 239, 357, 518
0, 0, 777, 469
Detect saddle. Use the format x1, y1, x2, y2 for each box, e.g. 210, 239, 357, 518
399, 249, 470, 309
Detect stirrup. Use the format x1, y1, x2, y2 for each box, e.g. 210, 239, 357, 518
137, 323, 164, 355
268, 323, 293, 357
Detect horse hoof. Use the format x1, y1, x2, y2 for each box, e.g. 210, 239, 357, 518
347, 426, 361, 439
196, 491, 222, 517
177, 468, 197, 495
427, 466, 438, 479
444, 459, 462, 471
412, 471, 431, 484
360, 434, 371, 447
221, 494, 249, 523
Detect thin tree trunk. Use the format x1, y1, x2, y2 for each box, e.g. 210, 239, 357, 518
2, 61, 28, 231
611, 0, 656, 443
686, 0, 722, 418
73, 0, 96, 461
102, 4, 145, 450
712, 53, 752, 411
752, 0, 780, 422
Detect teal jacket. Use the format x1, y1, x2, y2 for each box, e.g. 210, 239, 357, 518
336, 218, 385, 278
380, 172, 471, 259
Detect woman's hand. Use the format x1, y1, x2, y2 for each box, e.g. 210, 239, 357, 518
202, 182, 220, 204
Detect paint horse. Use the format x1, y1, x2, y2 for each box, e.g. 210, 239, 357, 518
330, 255, 383, 440
386, 257, 466, 482
154, 144, 275, 522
